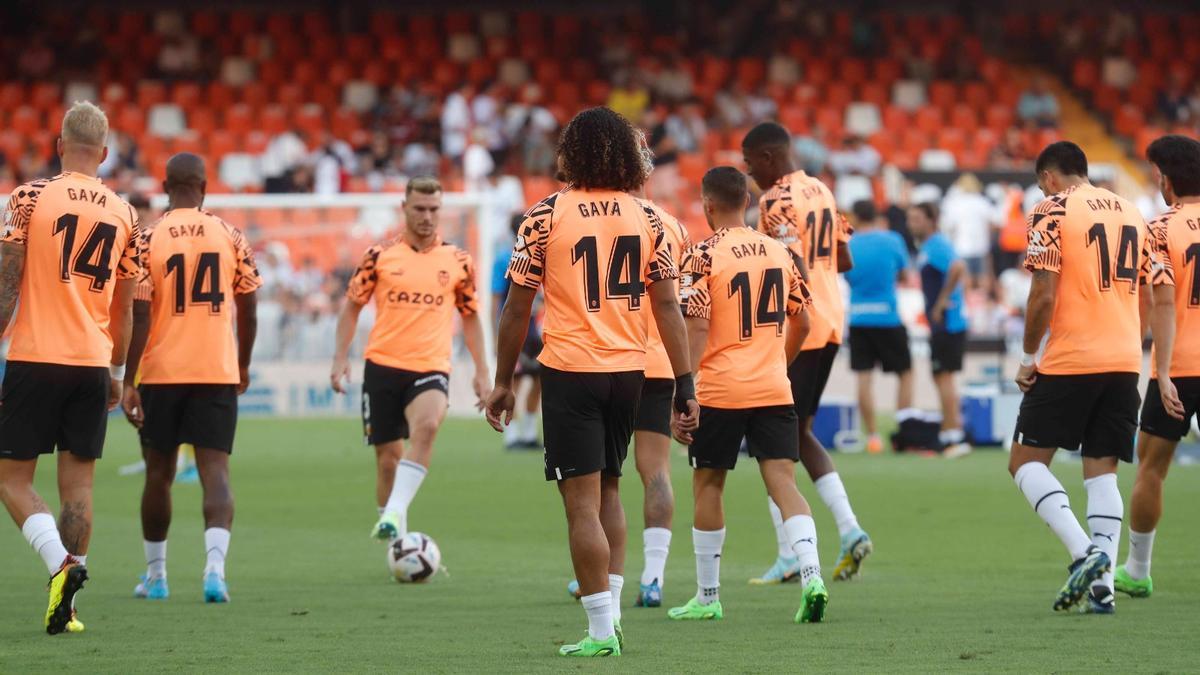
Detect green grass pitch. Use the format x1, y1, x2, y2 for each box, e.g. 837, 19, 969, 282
2, 417, 1199, 672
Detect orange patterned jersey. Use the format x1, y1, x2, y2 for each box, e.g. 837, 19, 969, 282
137, 208, 261, 384
643, 201, 692, 380
1146, 202, 1200, 377
1024, 184, 1157, 375
1, 172, 141, 367
347, 236, 477, 373
680, 226, 811, 408
758, 170, 851, 350
507, 188, 678, 373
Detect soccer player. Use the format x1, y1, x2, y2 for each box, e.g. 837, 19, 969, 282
742, 122, 873, 583
0, 101, 141, 633
331, 176, 491, 542
908, 202, 972, 457
1009, 141, 1175, 614
485, 107, 698, 657
843, 199, 913, 453
120, 153, 260, 603
1116, 135, 1200, 598
667, 166, 828, 624
492, 214, 542, 450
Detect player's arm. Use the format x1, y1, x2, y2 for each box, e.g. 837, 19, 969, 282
0, 240, 25, 336
235, 290, 258, 394
651, 276, 698, 439
460, 311, 491, 411
1016, 270, 1058, 392
931, 259, 966, 324
785, 308, 810, 364
331, 298, 364, 393
105, 277, 138, 410
120, 297, 151, 428
1144, 223, 1185, 419
486, 283, 534, 431
836, 241, 853, 272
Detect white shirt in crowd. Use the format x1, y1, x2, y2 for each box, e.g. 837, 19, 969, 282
441, 90, 471, 159
939, 188, 996, 260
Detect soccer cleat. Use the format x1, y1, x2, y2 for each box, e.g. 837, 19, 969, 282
134, 574, 170, 600
1114, 565, 1153, 598
833, 528, 873, 581
45, 560, 87, 635
567, 579, 582, 600
865, 435, 884, 454
749, 555, 802, 585
1078, 586, 1115, 614
796, 576, 829, 623
558, 634, 620, 657
176, 464, 200, 484
1053, 545, 1111, 612
613, 619, 624, 651
65, 611, 85, 633
667, 597, 724, 621
635, 580, 662, 607
203, 572, 230, 603
942, 442, 973, 459
371, 513, 401, 542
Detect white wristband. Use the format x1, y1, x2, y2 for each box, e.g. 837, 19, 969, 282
109, 363, 126, 381
1020, 353, 1036, 367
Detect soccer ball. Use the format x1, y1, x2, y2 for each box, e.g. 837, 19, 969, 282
387, 532, 441, 583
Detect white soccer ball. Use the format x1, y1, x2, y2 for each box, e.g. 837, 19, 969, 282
387, 532, 441, 583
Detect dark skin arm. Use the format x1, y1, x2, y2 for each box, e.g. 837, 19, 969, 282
836, 241, 853, 273
648, 277, 700, 438
235, 290, 258, 394
484, 284, 535, 431
120, 299, 151, 427
0, 241, 26, 336
1148, 282, 1185, 420
1015, 269, 1058, 392
785, 309, 810, 365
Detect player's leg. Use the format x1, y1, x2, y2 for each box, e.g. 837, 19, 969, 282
0, 458, 73, 570
599, 475, 626, 628
559, 472, 619, 654
56, 451, 94, 565
595, 371, 640, 638
374, 440, 403, 511
849, 329, 882, 452
517, 374, 542, 447
889, 325, 916, 426
631, 377, 674, 607
375, 378, 448, 541
196, 448, 234, 603
895, 369, 914, 414
931, 332, 969, 454
855, 370, 877, 442
136, 444, 177, 600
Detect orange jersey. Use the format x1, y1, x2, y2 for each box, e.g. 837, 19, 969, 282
758, 170, 851, 350
1025, 184, 1157, 375
680, 227, 811, 408
137, 208, 262, 384
1, 172, 141, 367
507, 188, 677, 373
347, 237, 477, 373
1147, 202, 1200, 377
643, 201, 692, 380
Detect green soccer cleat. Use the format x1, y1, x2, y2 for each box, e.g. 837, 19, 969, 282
614, 619, 624, 651
749, 555, 802, 585
1054, 546, 1110, 612
796, 576, 829, 623
1114, 565, 1153, 598
45, 560, 88, 635
667, 597, 724, 621
833, 528, 873, 581
558, 634, 620, 657
371, 513, 400, 542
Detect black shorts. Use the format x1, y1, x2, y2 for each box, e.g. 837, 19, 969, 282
688, 405, 799, 470
929, 331, 967, 375
848, 326, 912, 373
633, 378, 674, 436
1140, 377, 1200, 442
1012, 372, 1140, 461
516, 329, 543, 376
541, 366, 643, 481
788, 342, 839, 419
139, 384, 239, 453
361, 360, 449, 445
0, 361, 109, 460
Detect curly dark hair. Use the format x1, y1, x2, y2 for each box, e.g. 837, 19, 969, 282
556, 107, 650, 193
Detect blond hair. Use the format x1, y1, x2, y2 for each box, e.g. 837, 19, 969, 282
406, 175, 442, 197
61, 101, 109, 147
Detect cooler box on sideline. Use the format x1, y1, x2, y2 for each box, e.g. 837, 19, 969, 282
962, 383, 1022, 448
813, 397, 860, 451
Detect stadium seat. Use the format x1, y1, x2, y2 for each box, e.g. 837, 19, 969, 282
950, 104, 979, 134
137, 81, 167, 109
984, 105, 1014, 134
147, 103, 187, 138
918, 149, 956, 171
260, 105, 288, 136
206, 83, 236, 111
914, 107, 944, 135
892, 80, 927, 111
171, 82, 202, 111
64, 82, 99, 108
10, 106, 39, 136
208, 130, 237, 163
342, 81, 380, 113
844, 103, 882, 137
219, 154, 263, 191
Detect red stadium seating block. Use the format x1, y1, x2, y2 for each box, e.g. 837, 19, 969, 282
224, 104, 253, 136
0, 83, 24, 110
277, 83, 306, 107
10, 106, 40, 136
261, 105, 288, 136
136, 81, 167, 109
914, 106, 944, 135
171, 82, 202, 111
950, 104, 979, 134
984, 105, 1014, 134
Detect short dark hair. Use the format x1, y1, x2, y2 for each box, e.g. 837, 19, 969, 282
1035, 141, 1088, 177
1147, 134, 1200, 198
851, 199, 876, 223
557, 107, 649, 192
701, 166, 748, 210
127, 192, 150, 210
912, 202, 938, 223
742, 122, 791, 151
406, 175, 442, 197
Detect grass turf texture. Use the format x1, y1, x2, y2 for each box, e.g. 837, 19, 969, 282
2, 417, 1199, 673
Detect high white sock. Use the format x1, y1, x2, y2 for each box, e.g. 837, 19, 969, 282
145, 540, 167, 579
767, 498, 791, 558
1013, 462, 1091, 561
939, 428, 965, 445
74, 555, 87, 566
580, 591, 615, 640
383, 460, 427, 537
1125, 529, 1155, 580
22, 513, 70, 574
608, 574, 623, 621
814, 473, 860, 537
1084, 473, 1122, 591
204, 528, 231, 578
782, 514, 821, 585
518, 413, 539, 442
693, 527, 725, 605
641, 527, 671, 587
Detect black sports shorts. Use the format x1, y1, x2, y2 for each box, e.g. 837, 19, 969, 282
848, 326, 912, 373
1012, 372, 1139, 462
540, 366, 643, 481
139, 383, 239, 453
1140, 377, 1200, 442
361, 359, 449, 445
0, 361, 109, 460
688, 405, 799, 470
788, 342, 839, 419
633, 377, 674, 436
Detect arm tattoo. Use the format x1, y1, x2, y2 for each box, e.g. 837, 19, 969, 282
0, 242, 26, 335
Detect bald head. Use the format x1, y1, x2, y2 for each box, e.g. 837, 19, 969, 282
164, 153, 207, 208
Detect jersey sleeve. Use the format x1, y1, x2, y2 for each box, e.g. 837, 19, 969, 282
116, 215, 143, 280
507, 196, 554, 290
757, 184, 794, 241
454, 248, 479, 316
1024, 194, 1065, 274
1, 184, 40, 246
346, 245, 383, 304
134, 230, 153, 301
892, 232, 910, 268
642, 204, 679, 284
679, 243, 712, 320
231, 227, 263, 294
786, 258, 813, 316
1144, 216, 1175, 287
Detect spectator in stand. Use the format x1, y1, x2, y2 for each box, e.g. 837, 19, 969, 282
156, 33, 202, 81
471, 81, 507, 165
713, 84, 751, 128
262, 129, 309, 193
1157, 72, 1193, 125
938, 173, 995, 291
15, 140, 50, 183
654, 54, 694, 104
441, 83, 473, 163
311, 132, 355, 196
645, 107, 682, 215
401, 140, 440, 178
746, 84, 779, 123
793, 125, 829, 176
358, 130, 397, 188
607, 70, 650, 123
1016, 75, 1059, 128
463, 128, 496, 193
1188, 82, 1200, 125
504, 83, 559, 175
829, 135, 882, 176
664, 98, 706, 154
96, 131, 141, 179
988, 128, 1032, 169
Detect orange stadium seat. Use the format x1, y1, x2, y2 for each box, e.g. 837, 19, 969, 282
31, 83, 60, 111
277, 83, 305, 107
244, 131, 269, 155
950, 104, 979, 134
927, 81, 956, 111
858, 82, 889, 108
881, 105, 910, 134
225, 104, 253, 136
258, 61, 285, 88
261, 105, 288, 136
242, 83, 269, 110
116, 106, 145, 135
10, 106, 39, 136
0, 130, 21, 164
963, 82, 989, 112
839, 59, 868, 87
826, 82, 854, 110
873, 57, 902, 87
984, 104, 1013, 134
137, 81, 167, 109
0, 83, 24, 110
1114, 105, 1143, 138
294, 106, 325, 139
171, 82, 202, 111
208, 130, 237, 163
205, 83, 235, 111
914, 106, 944, 135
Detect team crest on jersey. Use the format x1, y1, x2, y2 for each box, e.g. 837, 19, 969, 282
438, 270, 450, 286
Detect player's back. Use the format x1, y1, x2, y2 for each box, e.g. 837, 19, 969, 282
139, 208, 260, 384
642, 201, 691, 380
682, 227, 809, 408
1028, 184, 1148, 374
2, 172, 140, 367
1151, 202, 1200, 377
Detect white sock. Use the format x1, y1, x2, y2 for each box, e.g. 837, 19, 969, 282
74, 554, 87, 566
608, 574, 623, 621
767, 498, 791, 558
22, 513, 70, 574
204, 528, 231, 578
383, 460, 427, 537
580, 592, 615, 640
814, 473, 860, 537
1125, 529, 1155, 580
518, 413, 538, 442
1084, 473, 1122, 591
145, 540, 167, 579
641, 527, 671, 587
939, 428, 965, 445
693, 527, 725, 605
782, 514, 821, 585
1013, 462, 1091, 560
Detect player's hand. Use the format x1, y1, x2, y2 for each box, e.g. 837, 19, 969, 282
1014, 363, 1038, 393
484, 385, 515, 432
108, 376, 123, 411
238, 367, 251, 395
330, 358, 351, 394
472, 371, 492, 412
931, 300, 947, 325
122, 386, 144, 428
1159, 377, 1186, 421
671, 398, 700, 445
